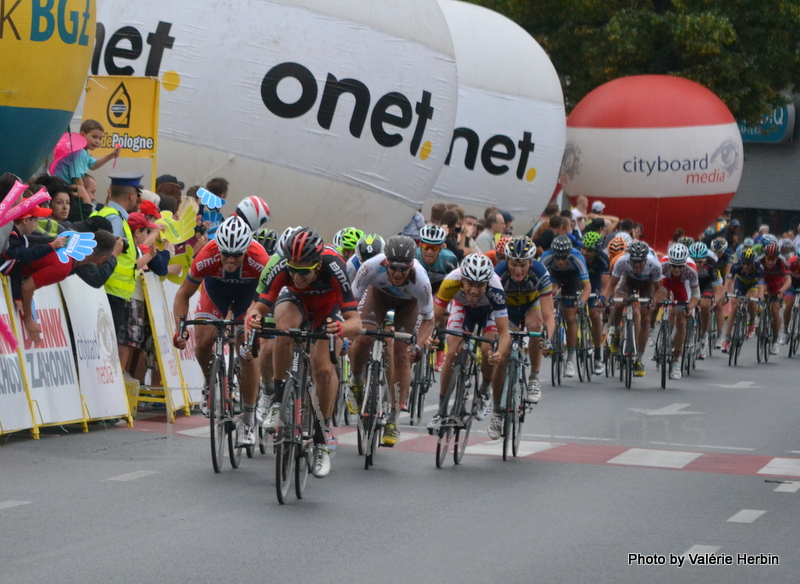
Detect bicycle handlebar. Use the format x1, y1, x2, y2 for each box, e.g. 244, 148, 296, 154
441, 329, 499, 351
251, 327, 338, 365
360, 328, 416, 344
179, 314, 242, 338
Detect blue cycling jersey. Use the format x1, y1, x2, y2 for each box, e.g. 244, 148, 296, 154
416, 246, 458, 293
583, 250, 610, 292
540, 248, 590, 286
495, 259, 552, 308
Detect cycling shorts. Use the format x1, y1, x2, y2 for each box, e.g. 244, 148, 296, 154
195, 280, 256, 321
275, 288, 343, 332
507, 298, 540, 329
614, 278, 655, 302
732, 279, 759, 297
357, 286, 420, 334
446, 300, 497, 335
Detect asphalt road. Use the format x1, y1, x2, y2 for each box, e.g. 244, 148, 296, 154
2, 339, 798, 584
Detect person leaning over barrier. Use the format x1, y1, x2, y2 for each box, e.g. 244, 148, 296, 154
20, 230, 117, 344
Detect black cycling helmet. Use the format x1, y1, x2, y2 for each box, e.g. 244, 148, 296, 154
741, 248, 756, 264
505, 235, 536, 260
283, 227, 324, 263
551, 235, 573, 259
627, 240, 650, 261
384, 235, 416, 264
255, 228, 278, 255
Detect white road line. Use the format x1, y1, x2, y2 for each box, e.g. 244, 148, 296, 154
0, 500, 32, 510
607, 448, 702, 469
336, 430, 417, 447
465, 440, 562, 457
649, 441, 755, 451
757, 458, 800, 477
774, 481, 800, 493
523, 433, 614, 442
106, 470, 160, 482
683, 545, 721, 555
727, 509, 766, 523
788, 450, 800, 454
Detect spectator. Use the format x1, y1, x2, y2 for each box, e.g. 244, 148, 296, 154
441, 208, 467, 262
400, 209, 426, 239
20, 230, 117, 344
529, 202, 560, 239
157, 193, 178, 216
754, 224, 770, 246
155, 174, 184, 210
430, 203, 446, 225
483, 206, 499, 221
50, 120, 120, 204
500, 210, 514, 235
535, 214, 564, 255
463, 214, 479, 249
475, 211, 505, 252
793, 224, 800, 252
586, 200, 619, 236
33, 180, 71, 236
82, 173, 102, 212
571, 196, 588, 232
706, 219, 740, 248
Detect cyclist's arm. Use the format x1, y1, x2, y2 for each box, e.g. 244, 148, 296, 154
599, 273, 610, 302
757, 282, 765, 300
780, 274, 791, 295
602, 275, 619, 300
173, 277, 200, 333
539, 293, 556, 339
338, 309, 362, 338
688, 283, 700, 311
492, 315, 511, 363
417, 316, 435, 354
580, 279, 591, 305
433, 301, 448, 329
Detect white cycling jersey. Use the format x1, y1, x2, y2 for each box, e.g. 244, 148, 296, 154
352, 254, 434, 320
612, 253, 662, 283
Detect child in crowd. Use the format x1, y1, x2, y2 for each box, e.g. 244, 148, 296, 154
52, 119, 120, 187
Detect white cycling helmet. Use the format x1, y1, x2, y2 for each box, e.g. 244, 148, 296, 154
233, 196, 271, 232
667, 243, 689, 266
277, 226, 302, 257
419, 224, 447, 246
215, 216, 252, 254
460, 253, 494, 283
332, 228, 346, 249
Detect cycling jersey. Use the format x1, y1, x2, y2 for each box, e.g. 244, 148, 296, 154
189, 239, 268, 319
612, 253, 662, 283
583, 250, 610, 293
661, 263, 700, 303
727, 261, 765, 295
346, 255, 361, 281
494, 259, 551, 326
256, 246, 357, 329
437, 268, 508, 334
415, 246, 458, 294
690, 252, 719, 296
760, 256, 790, 295
540, 248, 590, 298
352, 254, 434, 320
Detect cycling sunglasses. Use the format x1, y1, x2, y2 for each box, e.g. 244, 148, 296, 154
387, 263, 412, 273
221, 251, 244, 258
420, 243, 442, 251
286, 261, 319, 275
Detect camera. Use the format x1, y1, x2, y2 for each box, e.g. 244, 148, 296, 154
121, 238, 130, 254
194, 223, 207, 235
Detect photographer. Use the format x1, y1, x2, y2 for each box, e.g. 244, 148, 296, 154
441, 208, 473, 262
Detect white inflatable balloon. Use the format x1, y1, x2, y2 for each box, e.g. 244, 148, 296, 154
89, 0, 458, 238
430, 0, 566, 231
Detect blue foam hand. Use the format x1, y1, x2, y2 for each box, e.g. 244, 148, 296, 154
203, 210, 225, 239
56, 231, 97, 264
197, 187, 226, 210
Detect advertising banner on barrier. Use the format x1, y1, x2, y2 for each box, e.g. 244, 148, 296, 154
141, 272, 187, 410
59, 276, 129, 420
17, 285, 84, 426
0, 278, 34, 434
161, 279, 205, 403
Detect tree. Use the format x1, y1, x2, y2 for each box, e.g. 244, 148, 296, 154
469, 0, 800, 123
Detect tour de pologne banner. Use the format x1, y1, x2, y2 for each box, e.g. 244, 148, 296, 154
0, 278, 33, 434
59, 276, 129, 420
17, 285, 83, 425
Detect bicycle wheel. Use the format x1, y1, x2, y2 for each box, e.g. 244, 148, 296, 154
436, 363, 459, 468
257, 383, 270, 455
502, 360, 517, 461
228, 359, 244, 468
790, 308, 800, 357
511, 367, 523, 458
656, 325, 668, 389
295, 388, 313, 499
454, 365, 474, 465
208, 359, 226, 473
408, 357, 422, 425
362, 360, 381, 469
583, 316, 594, 382
275, 380, 296, 505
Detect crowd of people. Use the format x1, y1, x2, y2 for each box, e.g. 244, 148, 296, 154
4, 129, 799, 480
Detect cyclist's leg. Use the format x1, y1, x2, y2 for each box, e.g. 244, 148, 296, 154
524, 303, 544, 378
714, 281, 726, 340
259, 337, 275, 391
782, 289, 796, 340
192, 290, 228, 377
589, 304, 603, 357
387, 301, 418, 424
672, 306, 687, 360
699, 295, 712, 336
563, 303, 577, 363
746, 286, 759, 326
770, 295, 782, 343
271, 290, 305, 406
347, 286, 384, 388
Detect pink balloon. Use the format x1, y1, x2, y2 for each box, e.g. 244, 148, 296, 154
0, 180, 29, 222
0, 188, 52, 228
0, 316, 16, 352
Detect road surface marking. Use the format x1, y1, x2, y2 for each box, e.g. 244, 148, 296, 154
178, 426, 211, 438
649, 441, 754, 452
524, 433, 614, 442
465, 440, 562, 457
683, 545, 720, 555
710, 381, 759, 389
397, 404, 438, 420
608, 448, 702, 469
628, 403, 702, 416
0, 501, 32, 510
757, 458, 800, 477
774, 481, 800, 493
727, 509, 765, 523
107, 470, 159, 482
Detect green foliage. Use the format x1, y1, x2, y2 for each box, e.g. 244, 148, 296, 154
468, 0, 800, 122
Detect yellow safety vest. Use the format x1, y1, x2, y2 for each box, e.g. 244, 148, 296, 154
91, 206, 137, 299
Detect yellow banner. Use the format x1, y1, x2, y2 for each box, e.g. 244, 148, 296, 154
83, 76, 159, 159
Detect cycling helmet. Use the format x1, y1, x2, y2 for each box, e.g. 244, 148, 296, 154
255, 228, 278, 255
384, 235, 417, 264
341, 227, 365, 251
688, 241, 708, 260
763, 234, 778, 246
495, 235, 512, 258
551, 235, 573, 259
582, 231, 602, 251
763, 243, 779, 259
332, 228, 345, 250
627, 240, 649, 261
742, 237, 754, 248
283, 227, 323, 263
779, 238, 794, 253
277, 226, 301, 257
710, 237, 728, 254
678, 236, 694, 248
418, 224, 447, 246
618, 232, 633, 245
233, 196, 271, 232
215, 216, 252, 255
460, 253, 494, 283
608, 236, 627, 258
505, 236, 536, 261
355, 234, 385, 263
741, 248, 756, 264
667, 243, 689, 266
